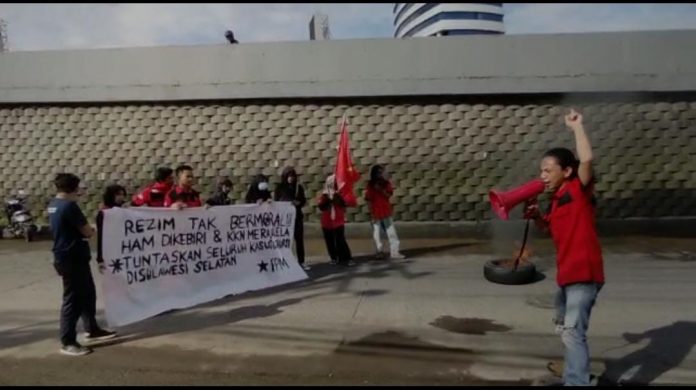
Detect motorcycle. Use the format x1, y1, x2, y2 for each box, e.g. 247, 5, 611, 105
4, 190, 37, 242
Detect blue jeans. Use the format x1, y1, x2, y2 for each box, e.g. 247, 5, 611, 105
554, 282, 602, 386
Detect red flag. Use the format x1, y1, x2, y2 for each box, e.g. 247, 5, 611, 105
335, 116, 360, 206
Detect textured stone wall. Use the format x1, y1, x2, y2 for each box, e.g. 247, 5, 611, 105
1, 94, 695, 224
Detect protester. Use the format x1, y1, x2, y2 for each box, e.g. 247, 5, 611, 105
317, 174, 356, 266
524, 108, 604, 386
164, 165, 203, 209
274, 167, 308, 270
95, 184, 127, 268
48, 173, 117, 357
245, 174, 272, 204
206, 177, 233, 206
131, 167, 174, 207
364, 164, 405, 260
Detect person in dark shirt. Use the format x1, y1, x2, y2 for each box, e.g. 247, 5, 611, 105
95, 184, 127, 267
274, 167, 308, 270
206, 178, 233, 206
48, 173, 116, 357
245, 174, 272, 204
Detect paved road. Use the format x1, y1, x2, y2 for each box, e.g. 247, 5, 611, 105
1, 236, 695, 385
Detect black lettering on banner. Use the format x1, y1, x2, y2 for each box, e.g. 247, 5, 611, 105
270, 257, 290, 272
189, 217, 219, 231
124, 218, 176, 237
126, 263, 189, 285
213, 229, 222, 243
249, 238, 292, 253
120, 235, 155, 254
227, 230, 245, 242
206, 244, 247, 259
161, 232, 207, 247
247, 228, 260, 240
229, 214, 244, 230
193, 257, 237, 273
257, 257, 290, 273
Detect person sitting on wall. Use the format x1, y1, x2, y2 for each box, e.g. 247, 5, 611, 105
164, 165, 203, 209
131, 167, 174, 208
225, 30, 239, 44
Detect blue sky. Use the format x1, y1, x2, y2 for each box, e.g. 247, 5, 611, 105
0, 3, 695, 51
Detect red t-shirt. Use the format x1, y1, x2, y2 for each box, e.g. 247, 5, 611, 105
545, 178, 604, 287
132, 182, 172, 207
365, 180, 394, 220
164, 185, 202, 208
317, 193, 356, 229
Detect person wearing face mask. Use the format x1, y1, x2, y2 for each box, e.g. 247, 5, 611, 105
317, 174, 356, 267
95, 184, 127, 272
245, 174, 273, 204
274, 167, 308, 270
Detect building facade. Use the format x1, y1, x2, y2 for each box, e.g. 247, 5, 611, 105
393, 3, 505, 38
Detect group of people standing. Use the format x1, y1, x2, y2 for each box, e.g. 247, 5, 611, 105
94, 164, 406, 272
45, 108, 605, 387
46, 162, 406, 357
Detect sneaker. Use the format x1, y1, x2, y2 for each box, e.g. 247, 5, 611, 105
346, 260, 357, 267
374, 252, 386, 260
301, 264, 311, 271
60, 343, 92, 356
330, 259, 338, 266
390, 252, 406, 260
84, 328, 117, 341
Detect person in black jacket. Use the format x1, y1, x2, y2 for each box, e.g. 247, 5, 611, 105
206, 178, 233, 206
245, 174, 272, 204
96, 184, 127, 268
274, 167, 308, 270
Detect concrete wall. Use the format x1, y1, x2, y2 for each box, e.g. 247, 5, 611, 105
1, 30, 696, 103
0, 30, 695, 228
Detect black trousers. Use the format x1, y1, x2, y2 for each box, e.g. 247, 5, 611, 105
322, 226, 352, 264
54, 261, 99, 346
295, 213, 305, 265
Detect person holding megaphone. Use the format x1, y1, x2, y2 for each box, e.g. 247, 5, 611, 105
522, 108, 604, 386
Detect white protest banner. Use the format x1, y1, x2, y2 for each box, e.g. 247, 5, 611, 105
101, 202, 307, 327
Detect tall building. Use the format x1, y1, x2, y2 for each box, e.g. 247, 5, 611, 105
0, 19, 8, 52
393, 3, 505, 38
309, 13, 331, 40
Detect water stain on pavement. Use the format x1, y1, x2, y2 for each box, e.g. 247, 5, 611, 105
430, 316, 512, 335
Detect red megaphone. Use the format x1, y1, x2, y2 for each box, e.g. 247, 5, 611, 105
489, 179, 545, 220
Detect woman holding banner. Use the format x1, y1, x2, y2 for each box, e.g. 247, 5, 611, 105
274, 167, 309, 271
